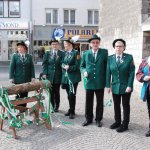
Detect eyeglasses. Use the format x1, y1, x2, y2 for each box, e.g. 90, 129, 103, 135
51, 44, 58, 45
115, 45, 124, 48
91, 41, 100, 44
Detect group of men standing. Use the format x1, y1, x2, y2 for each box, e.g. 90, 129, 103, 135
9, 34, 136, 134
42, 35, 108, 124
41, 34, 136, 134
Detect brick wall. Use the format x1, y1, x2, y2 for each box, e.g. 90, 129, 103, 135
98, 0, 145, 92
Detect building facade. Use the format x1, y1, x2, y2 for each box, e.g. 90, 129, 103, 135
0, 0, 99, 62
98, 0, 150, 91
32, 0, 99, 63
0, 0, 31, 61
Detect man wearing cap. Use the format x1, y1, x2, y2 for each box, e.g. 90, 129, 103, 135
42, 39, 63, 112
106, 39, 135, 132
80, 34, 108, 127
9, 41, 35, 109
61, 37, 81, 119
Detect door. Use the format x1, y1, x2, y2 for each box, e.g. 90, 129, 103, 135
80, 43, 89, 56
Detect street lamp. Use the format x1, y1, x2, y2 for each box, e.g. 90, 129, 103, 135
28, 21, 33, 55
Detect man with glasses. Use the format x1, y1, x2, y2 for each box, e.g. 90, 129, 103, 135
42, 39, 64, 112
80, 34, 108, 127
106, 39, 135, 132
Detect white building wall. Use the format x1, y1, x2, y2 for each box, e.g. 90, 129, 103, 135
0, 0, 30, 61
0, 0, 30, 22
32, 0, 99, 26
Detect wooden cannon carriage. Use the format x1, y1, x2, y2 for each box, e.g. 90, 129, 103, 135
0, 80, 52, 139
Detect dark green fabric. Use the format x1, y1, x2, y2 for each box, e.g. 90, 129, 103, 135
61, 49, 81, 84
106, 53, 135, 94
80, 48, 108, 90
9, 53, 35, 84
42, 50, 64, 84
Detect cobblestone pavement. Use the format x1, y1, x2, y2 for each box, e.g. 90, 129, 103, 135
0, 80, 150, 150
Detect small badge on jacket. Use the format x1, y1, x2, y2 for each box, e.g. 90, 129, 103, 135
77, 55, 81, 60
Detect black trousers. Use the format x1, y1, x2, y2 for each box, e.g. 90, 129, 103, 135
16, 92, 28, 107
65, 83, 78, 114
112, 93, 131, 126
51, 83, 60, 109
146, 87, 150, 128
85, 89, 104, 121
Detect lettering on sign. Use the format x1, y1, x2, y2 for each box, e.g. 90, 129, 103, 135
64, 29, 98, 39
0, 22, 28, 29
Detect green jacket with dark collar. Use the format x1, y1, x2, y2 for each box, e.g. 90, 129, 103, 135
9, 53, 35, 84
106, 53, 135, 94
42, 50, 64, 84
61, 49, 81, 84
80, 48, 108, 90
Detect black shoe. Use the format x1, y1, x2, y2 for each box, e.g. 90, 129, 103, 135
65, 111, 70, 116
69, 114, 75, 119
82, 120, 92, 126
116, 124, 128, 133
110, 122, 121, 129
145, 129, 150, 137
54, 107, 59, 112
96, 121, 102, 127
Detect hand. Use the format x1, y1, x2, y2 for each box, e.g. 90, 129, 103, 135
31, 78, 36, 82
42, 75, 47, 79
64, 65, 69, 70
143, 76, 150, 81
105, 87, 111, 93
83, 71, 88, 77
9, 79, 14, 84
125, 87, 132, 93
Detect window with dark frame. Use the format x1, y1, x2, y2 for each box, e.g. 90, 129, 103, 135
0, 1, 3, 17
64, 9, 75, 25
0, 0, 20, 18
88, 10, 99, 25
46, 8, 58, 24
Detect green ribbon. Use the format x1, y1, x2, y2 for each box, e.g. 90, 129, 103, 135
83, 77, 87, 90
0, 80, 73, 133
104, 99, 112, 107
65, 71, 74, 94
0, 82, 53, 129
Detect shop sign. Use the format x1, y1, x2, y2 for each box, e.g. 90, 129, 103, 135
52, 28, 65, 39
0, 21, 28, 29
64, 29, 98, 39
52, 28, 98, 39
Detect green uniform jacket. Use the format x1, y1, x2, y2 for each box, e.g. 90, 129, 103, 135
9, 53, 35, 84
106, 53, 135, 94
80, 48, 108, 90
61, 49, 81, 84
42, 50, 64, 84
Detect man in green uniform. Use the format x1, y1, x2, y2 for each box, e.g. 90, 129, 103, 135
42, 39, 63, 112
80, 34, 108, 127
9, 41, 35, 108
106, 39, 135, 132
61, 38, 81, 119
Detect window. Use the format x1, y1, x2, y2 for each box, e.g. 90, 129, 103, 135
46, 9, 58, 24
0, 0, 20, 18
9, 1, 20, 17
0, 1, 3, 17
64, 9, 75, 24
88, 10, 99, 25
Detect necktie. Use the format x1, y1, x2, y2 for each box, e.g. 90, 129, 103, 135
22, 55, 25, 62
117, 56, 121, 65
94, 52, 96, 60
53, 52, 57, 61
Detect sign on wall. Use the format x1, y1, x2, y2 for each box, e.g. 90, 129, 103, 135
52, 28, 98, 39
0, 21, 28, 29
64, 29, 98, 39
